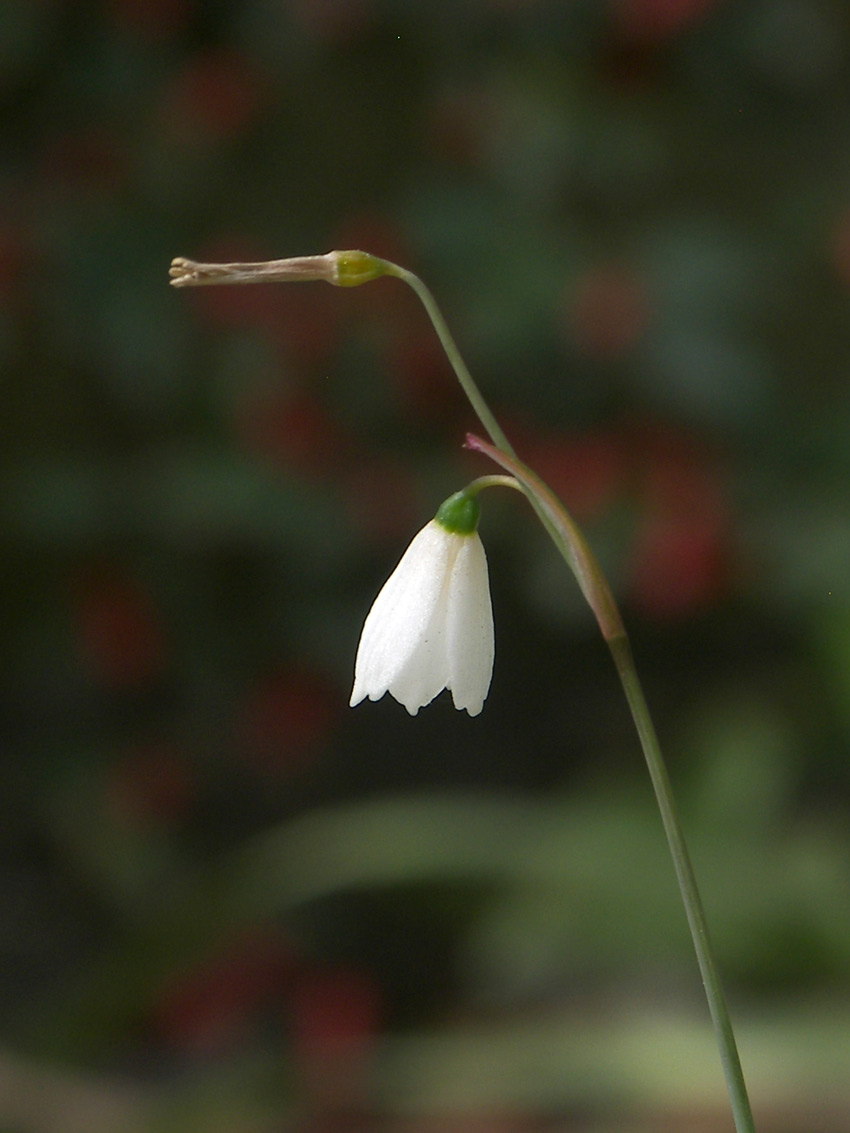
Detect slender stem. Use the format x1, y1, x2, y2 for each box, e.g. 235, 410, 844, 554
383, 264, 516, 458
381, 265, 592, 613
461, 435, 624, 641
609, 635, 756, 1133
387, 267, 757, 1132
465, 474, 523, 497
168, 248, 757, 1130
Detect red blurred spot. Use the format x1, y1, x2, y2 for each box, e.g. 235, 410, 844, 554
399, 1118, 531, 1133
74, 568, 167, 689
506, 420, 734, 619
484, 0, 548, 9
288, 0, 376, 43
290, 967, 382, 1108
384, 326, 460, 421
102, 0, 192, 39
611, 0, 722, 42
0, 225, 27, 301
565, 264, 650, 360
342, 457, 421, 544
269, 281, 344, 368
425, 87, 489, 168
628, 512, 728, 617
38, 126, 127, 196
291, 967, 381, 1063
521, 429, 625, 521
626, 431, 731, 617
235, 668, 337, 775
161, 49, 264, 141
236, 389, 352, 479
830, 208, 850, 287
153, 931, 296, 1054
106, 742, 195, 828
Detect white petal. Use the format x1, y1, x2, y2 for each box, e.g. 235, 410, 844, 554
382, 580, 451, 714
350, 521, 457, 714
444, 533, 494, 716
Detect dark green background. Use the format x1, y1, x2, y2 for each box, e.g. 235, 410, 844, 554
2, 1, 850, 1130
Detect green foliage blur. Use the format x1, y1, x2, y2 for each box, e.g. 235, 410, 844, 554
3, 1, 850, 1130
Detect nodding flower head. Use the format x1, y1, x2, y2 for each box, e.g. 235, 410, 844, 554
350, 491, 494, 716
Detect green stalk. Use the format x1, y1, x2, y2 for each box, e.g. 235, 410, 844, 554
168, 246, 757, 1130
386, 264, 757, 1133
382, 264, 593, 598
383, 263, 516, 457
610, 634, 756, 1133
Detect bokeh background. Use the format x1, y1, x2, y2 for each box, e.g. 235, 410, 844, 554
3, 1, 850, 1130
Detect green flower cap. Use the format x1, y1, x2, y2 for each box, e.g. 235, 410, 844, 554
435, 490, 481, 535
332, 250, 388, 287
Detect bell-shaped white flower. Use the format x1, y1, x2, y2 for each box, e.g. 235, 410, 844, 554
350, 492, 494, 716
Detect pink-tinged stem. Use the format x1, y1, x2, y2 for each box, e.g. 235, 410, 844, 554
464, 432, 624, 642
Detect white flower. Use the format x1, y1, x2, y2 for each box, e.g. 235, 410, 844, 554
350, 517, 494, 716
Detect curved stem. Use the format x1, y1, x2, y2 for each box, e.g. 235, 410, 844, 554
386, 266, 756, 1133
381, 263, 593, 611
465, 474, 523, 497
462, 435, 624, 641
383, 264, 517, 457
168, 246, 757, 1131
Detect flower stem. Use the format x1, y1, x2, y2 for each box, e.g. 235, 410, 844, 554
386, 266, 757, 1133
609, 634, 756, 1133
381, 265, 603, 608
465, 474, 523, 497
168, 247, 757, 1130
382, 264, 517, 458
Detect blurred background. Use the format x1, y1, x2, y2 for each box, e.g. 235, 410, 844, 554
2, 1, 850, 1130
